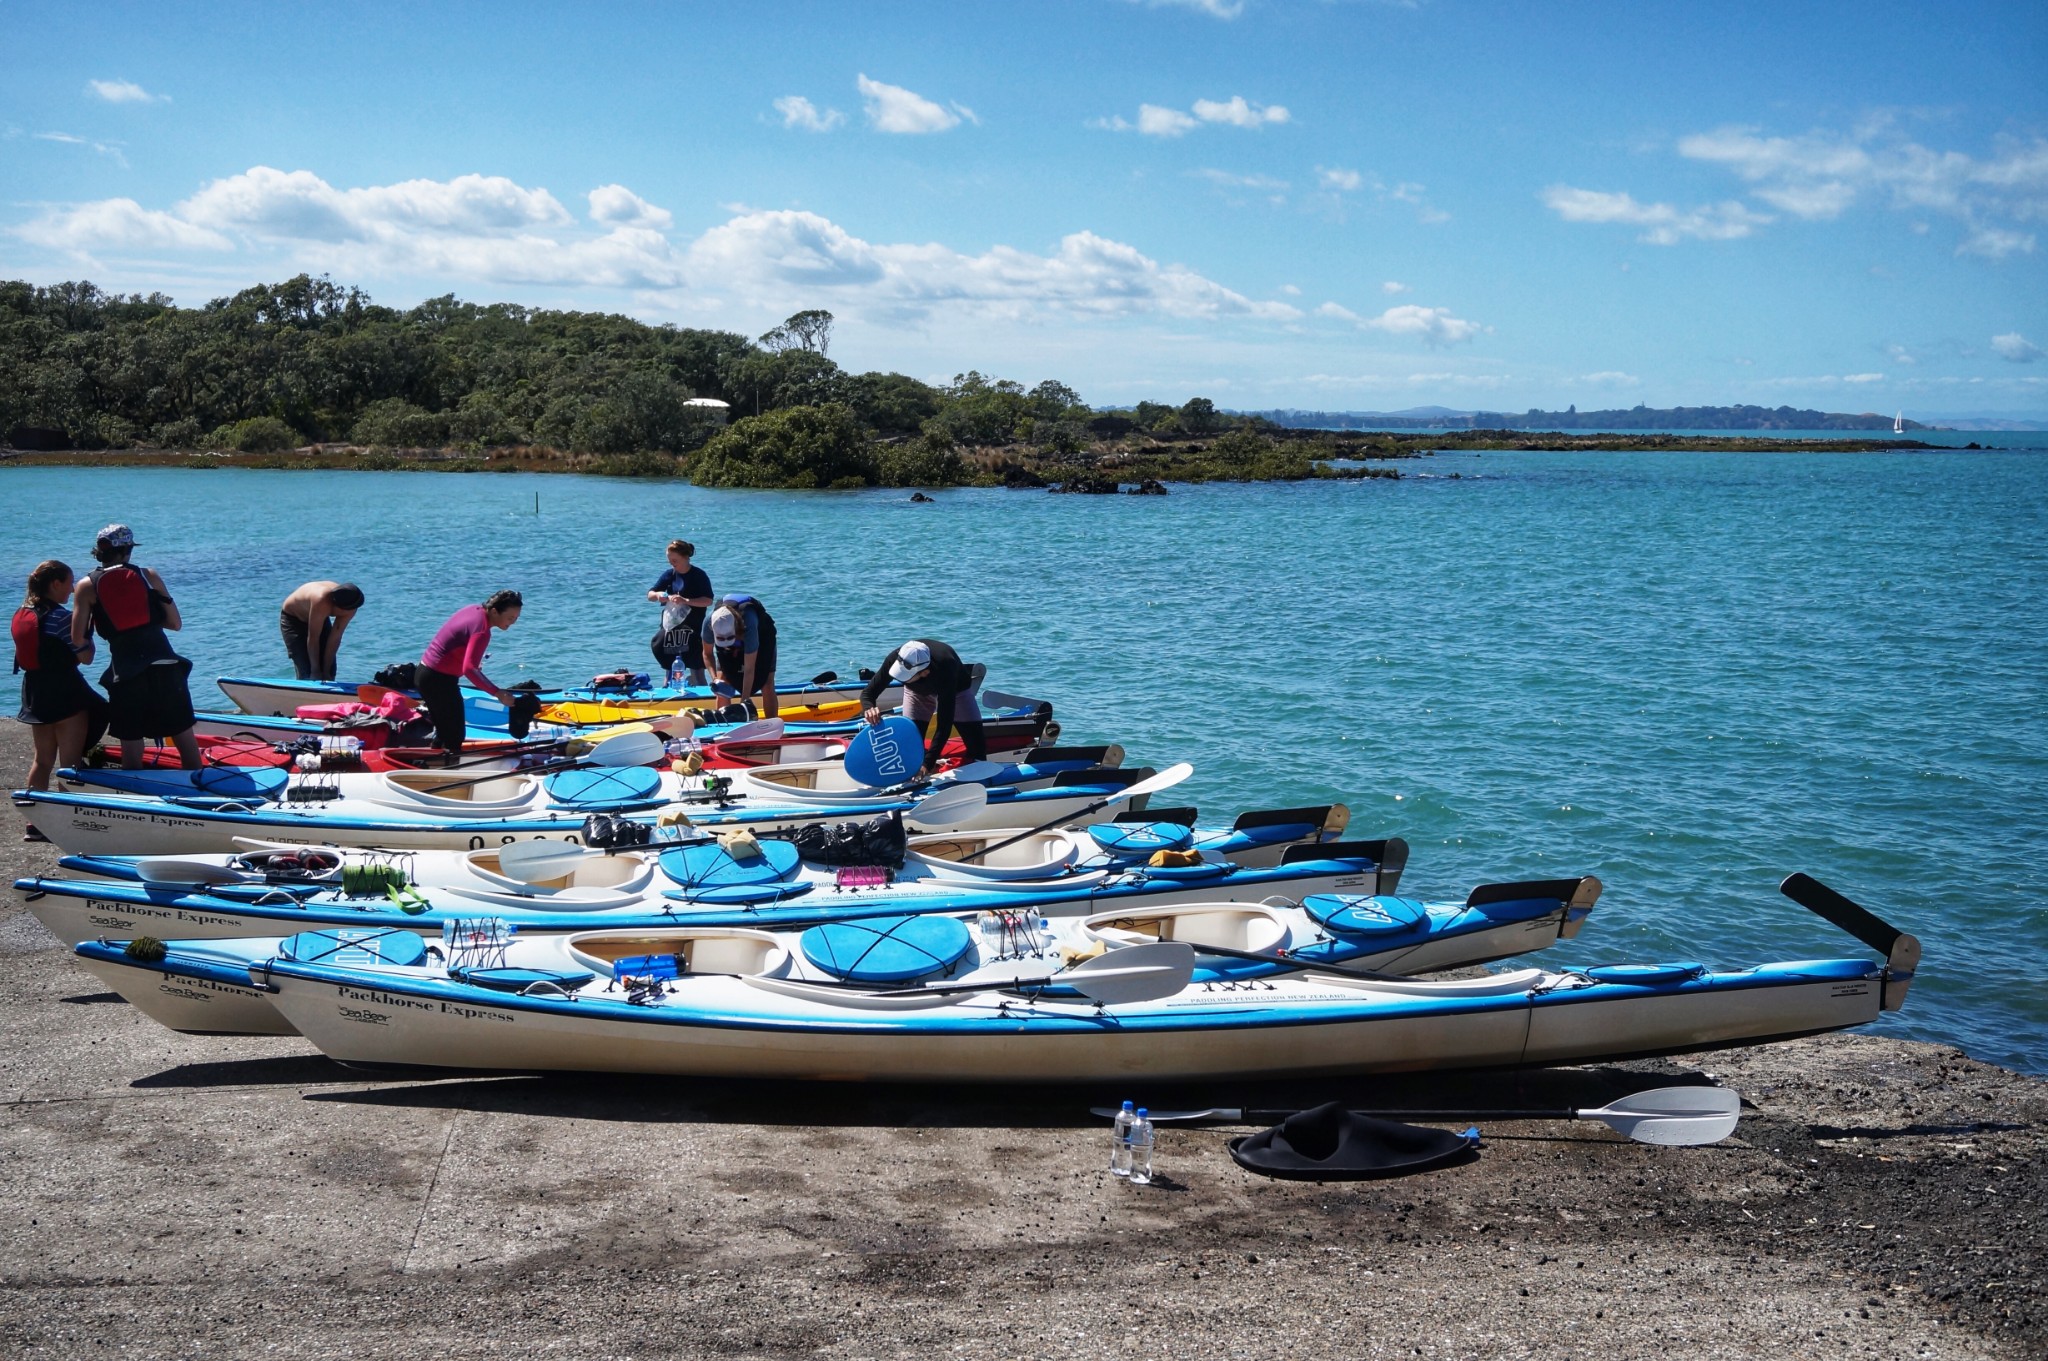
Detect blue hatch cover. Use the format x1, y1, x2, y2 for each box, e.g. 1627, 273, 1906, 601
798, 914, 973, 984
544, 765, 664, 807
1302, 894, 1428, 938
658, 838, 802, 888
1088, 822, 1193, 856
277, 928, 428, 969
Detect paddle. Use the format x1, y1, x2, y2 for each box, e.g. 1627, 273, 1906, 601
1157, 940, 1409, 983
134, 856, 251, 886
958, 762, 1195, 864
845, 716, 925, 787
1094, 1085, 1743, 1147
714, 717, 786, 744
1779, 872, 1920, 1012
901, 781, 988, 828
493, 838, 592, 884
881, 941, 1196, 1004
419, 728, 666, 795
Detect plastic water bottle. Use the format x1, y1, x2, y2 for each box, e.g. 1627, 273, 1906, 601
1110, 1100, 1135, 1176
667, 655, 687, 691
1128, 1108, 1155, 1185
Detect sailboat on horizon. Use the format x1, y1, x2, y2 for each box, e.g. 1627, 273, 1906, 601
1894, 410, 1906, 434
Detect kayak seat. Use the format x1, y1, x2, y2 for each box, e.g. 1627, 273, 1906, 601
799, 914, 973, 985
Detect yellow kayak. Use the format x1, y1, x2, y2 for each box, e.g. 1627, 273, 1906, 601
540, 697, 865, 728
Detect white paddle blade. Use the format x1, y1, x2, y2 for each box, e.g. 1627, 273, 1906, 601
720, 717, 786, 743
908, 782, 989, 827
135, 856, 247, 886
587, 729, 668, 767
942, 760, 1005, 784
1118, 761, 1195, 803
1584, 1086, 1742, 1146
1063, 941, 1195, 1005
493, 839, 592, 884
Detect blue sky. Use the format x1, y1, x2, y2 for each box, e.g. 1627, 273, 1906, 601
4, 0, 2044, 416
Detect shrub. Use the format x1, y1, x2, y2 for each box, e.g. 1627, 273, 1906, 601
689, 403, 877, 489
876, 432, 968, 488
205, 416, 301, 452
350, 399, 448, 448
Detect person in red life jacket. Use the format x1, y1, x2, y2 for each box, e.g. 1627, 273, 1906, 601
860, 638, 987, 777
13, 560, 110, 842
69, 524, 201, 771
417, 590, 523, 754
279, 580, 364, 681
701, 594, 778, 718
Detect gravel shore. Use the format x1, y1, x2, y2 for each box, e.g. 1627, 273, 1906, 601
3, 723, 2041, 1359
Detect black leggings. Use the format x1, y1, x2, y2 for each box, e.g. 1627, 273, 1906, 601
414, 666, 467, 752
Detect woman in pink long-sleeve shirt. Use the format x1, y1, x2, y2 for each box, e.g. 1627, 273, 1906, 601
416, 590, 522, 753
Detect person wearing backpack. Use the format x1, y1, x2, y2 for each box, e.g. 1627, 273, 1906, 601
70, 524, 200, 770
12, 560, 108, 841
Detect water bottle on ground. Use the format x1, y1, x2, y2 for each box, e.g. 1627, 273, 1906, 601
668, 655, 687, 691
1110, 1100, 1135, 1176
1129, 1108, 1155, 1185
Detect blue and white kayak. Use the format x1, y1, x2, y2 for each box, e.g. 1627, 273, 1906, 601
72, 875, 1598, 1038
217, 673, 906, 720
15, 765, 1155, 857
24, 839, 1562, 965
98, 876, 1913, 1078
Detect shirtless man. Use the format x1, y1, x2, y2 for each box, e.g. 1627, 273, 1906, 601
280, 581, 364, 681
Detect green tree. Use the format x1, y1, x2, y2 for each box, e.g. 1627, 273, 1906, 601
758, 309, 835, 357
688, 403, 877, 489
1178, 396, 1219, 433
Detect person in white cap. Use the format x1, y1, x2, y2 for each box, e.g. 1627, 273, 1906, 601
700, 594, 778, 717
860, 638, 986, 776
69, 523, 201, 769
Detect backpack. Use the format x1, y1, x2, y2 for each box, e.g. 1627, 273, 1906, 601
11, 606, 42, 673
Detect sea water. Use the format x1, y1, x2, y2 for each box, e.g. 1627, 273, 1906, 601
3, 450, 2044, 1072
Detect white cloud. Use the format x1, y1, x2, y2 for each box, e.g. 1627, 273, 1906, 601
588, 184, 673, 231
1958, 226, 2035, 259
1317, 166, 1363, 192
1101, 96, 1286, 137
15, 198, 229, 252
1842, 372, 1885, 383
182, 167, 574, 240
1193, 96, 1289, 128
34, 131, 127, 166
857, 75, 973, 134
1541, 185, 1772, 244
1362, 304, 1483, 346
1278, 283, 1301, 295
1579, 371, 1641, 387
1136, 104, 1198, 137
1381, 280, 1411, 294
1192, 168, 1288, 192
87, 79, 165, 104
773, 96, 843, 133
1675, 124, 2048, 256
683, 208, 1301, 323
1128, 0, 1244, 17
1992, 332, 2042, 363
1315, 301, 1361, 321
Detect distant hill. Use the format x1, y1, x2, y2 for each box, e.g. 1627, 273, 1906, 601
1250, 404, 1921, 432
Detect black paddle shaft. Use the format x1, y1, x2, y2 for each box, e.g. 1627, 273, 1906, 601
1778, 873, 1910, 958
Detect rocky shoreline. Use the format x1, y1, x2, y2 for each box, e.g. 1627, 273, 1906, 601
2, 716, 2040, 1358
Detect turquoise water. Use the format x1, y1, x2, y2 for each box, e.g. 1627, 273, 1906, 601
5, 452, 2045, 1072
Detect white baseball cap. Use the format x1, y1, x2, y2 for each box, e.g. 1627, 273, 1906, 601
889, 640, 932, 682
710, 607, 740, 646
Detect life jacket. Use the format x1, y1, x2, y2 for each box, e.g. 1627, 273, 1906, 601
90, 563, 159, 637
10, 606, 42, 673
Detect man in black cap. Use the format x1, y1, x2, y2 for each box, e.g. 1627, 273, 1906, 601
860, 638, 986, 777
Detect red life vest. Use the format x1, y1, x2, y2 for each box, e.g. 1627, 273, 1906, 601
90, 563, 156, 635
10, 606, 41, 673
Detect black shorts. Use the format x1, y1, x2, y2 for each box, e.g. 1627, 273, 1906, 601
651, 625, 703, 673
712, 630, 777, 691
281, 610, 340, 680
104, 659, 196, 741
16, 665, 101, 726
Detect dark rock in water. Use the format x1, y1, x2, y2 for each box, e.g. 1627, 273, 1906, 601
1127, 478, 1168, 495
1967, 442, 1982, 450
1049, 477, 1120, 495
909, 492, 934, 503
